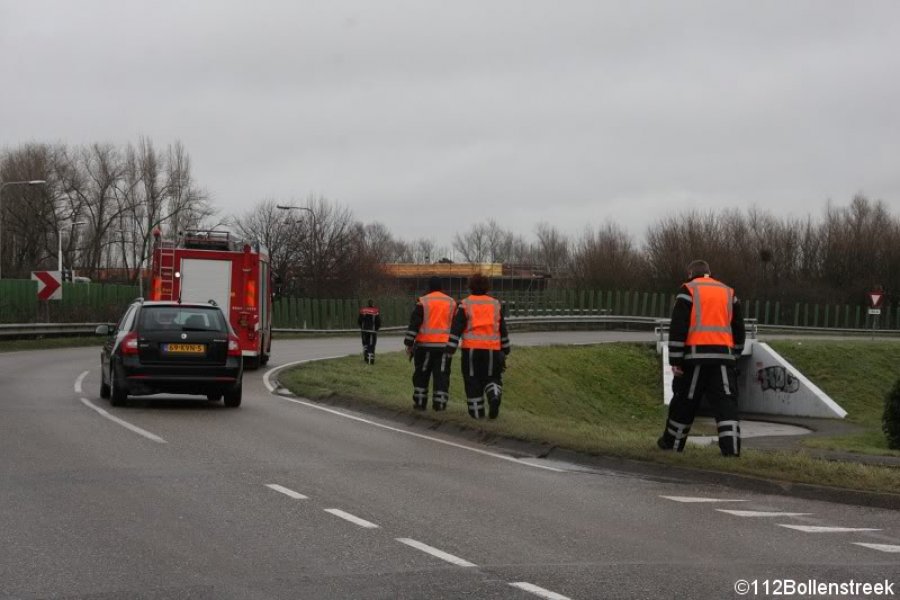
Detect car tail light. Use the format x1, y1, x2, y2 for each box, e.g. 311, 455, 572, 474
121, 331, 139, 355
228, 334, 242, 357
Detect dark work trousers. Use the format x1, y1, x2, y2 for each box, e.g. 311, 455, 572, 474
661, 362, 741, 456
460, 348, 505, 419
412, 347, 452, 411
361, 331, 378, 364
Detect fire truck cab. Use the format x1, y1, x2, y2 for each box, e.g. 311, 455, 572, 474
149, 230, 273, 369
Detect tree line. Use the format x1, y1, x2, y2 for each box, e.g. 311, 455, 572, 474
3, 141, 897, 306
0, 140, 213, 283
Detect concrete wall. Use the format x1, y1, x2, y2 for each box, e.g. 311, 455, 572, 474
661, 341, 846, 419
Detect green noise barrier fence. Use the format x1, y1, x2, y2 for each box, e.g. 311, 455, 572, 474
270, 289, 899, 331
0, 280, 139, 323
1, 279, 896, 331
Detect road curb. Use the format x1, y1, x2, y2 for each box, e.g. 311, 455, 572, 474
542, 447, 900, 510
273, 389, 900, 511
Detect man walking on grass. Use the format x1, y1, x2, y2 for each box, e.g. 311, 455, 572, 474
658, 260, 745, 456
445, 274, 510, 419
404, 276, 456, 411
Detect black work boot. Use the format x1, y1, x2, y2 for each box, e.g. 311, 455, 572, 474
487, 395, 500, 419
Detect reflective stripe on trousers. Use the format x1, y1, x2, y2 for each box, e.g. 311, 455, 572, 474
467, 397, 486, 419
667, 418, 691, 451
717, 419, 741, 456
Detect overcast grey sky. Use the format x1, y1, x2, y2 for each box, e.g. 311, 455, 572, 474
3, 0, 899, 247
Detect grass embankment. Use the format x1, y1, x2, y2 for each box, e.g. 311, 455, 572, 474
279, 343, 900, 495
770, 340, 900, 457
0, 336, 102, 353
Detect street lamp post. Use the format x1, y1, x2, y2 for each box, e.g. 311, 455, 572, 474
276, 204, 318, 296
59, 221, 87, 272
0, 180, 47, 280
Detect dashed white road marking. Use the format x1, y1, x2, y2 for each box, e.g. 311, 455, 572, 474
509, 581, 573, 600
264, 359, 564, 473
75, 370, 88, 394
660, 496, 747, 503
853, 543, 900, 553
265, 484, 308, 500
717, 510, 812, 518
324, 508, 379, 529
79, 397, 167, 444
778, 525, 881, 533
395, 538, 477, 568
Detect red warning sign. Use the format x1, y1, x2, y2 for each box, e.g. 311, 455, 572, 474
868, 291, 884, 308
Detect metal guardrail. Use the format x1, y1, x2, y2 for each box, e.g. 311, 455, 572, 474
0, 322, 106, 338
3, 316, 900, 339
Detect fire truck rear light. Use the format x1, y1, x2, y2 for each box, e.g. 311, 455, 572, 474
228, 335, 241, 357
246, 280, 257, 308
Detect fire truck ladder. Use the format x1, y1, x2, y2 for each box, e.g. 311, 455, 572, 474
157, 246, 177, 300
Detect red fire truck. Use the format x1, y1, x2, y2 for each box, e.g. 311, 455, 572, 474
149, 229, 273, 369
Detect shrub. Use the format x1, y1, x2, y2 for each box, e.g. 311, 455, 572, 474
883, 378, 900, 450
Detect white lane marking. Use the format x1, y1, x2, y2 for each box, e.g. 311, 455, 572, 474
717, 510, 812, 518
74, 371, 88, 394
660, 496, 747, 503
509, 582, 573, 600
324, 508, 379, 529
79, 398, 167, 444
265, 484, 308, 500
395, 538, 477, 568
265, 359, 563, 473
263, 356, 348, 393
778, 525, 881, 533
853, 543, 900, 553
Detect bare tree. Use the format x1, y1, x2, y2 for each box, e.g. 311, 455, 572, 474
571, 222, 646, 290
232, 199, 300, 295
0, 144, 56, 277
395, 237, 451, 263
452, 219, 529, 263
533, 222, 570, 276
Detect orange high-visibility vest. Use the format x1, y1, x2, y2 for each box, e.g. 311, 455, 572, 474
460, 295, 501, 350
416, 292, 456, 345
685, 276, 734, 347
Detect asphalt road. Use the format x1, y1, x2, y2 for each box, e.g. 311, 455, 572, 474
1, 332, 897, 600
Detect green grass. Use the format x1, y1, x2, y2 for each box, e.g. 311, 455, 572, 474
0, 336, 103, 353
769, 340, 900, 456
279, 343, 900, 495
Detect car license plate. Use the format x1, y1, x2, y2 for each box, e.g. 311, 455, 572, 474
163, 343, 205, 354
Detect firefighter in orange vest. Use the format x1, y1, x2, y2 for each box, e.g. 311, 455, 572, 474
445, 273, 510, 419
404, 277, 457, 411
358, 299, 382, 365
658, 260, 746, 456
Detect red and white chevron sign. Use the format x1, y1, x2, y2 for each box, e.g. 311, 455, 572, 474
31, 271, 62, 301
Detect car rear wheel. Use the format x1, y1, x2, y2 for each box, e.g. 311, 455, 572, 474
110, 365, 128, 407
99, 366, 111, 399
223, 381, 242, 408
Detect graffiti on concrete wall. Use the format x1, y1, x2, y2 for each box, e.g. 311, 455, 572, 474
757, 366, 800, 393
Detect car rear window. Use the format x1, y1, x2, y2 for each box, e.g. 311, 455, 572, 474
139, 306, 229, 333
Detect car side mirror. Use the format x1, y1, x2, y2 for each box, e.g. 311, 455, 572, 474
95, 324, 114, 336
